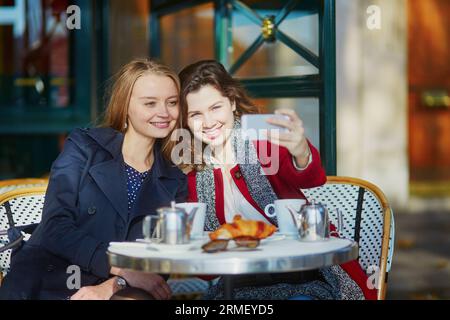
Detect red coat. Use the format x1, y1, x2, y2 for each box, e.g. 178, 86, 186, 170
187, 140, 377, 300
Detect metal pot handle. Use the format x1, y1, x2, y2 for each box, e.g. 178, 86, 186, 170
330, 208, 344, 237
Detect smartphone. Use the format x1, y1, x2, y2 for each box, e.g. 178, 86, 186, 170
241, 114, 290, 140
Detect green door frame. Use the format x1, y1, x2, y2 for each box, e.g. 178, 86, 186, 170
150, 0, 336, 175
0, 0, 94, 134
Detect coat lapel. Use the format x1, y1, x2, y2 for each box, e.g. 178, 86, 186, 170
83, 128, 182, 223
89, 156, 129, 223
85, 128, 129, 223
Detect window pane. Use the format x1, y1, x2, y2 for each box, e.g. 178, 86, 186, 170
0, 134, 60, 178
0, 0, 72, 109
109, 0, 150, 73
253, 97, 320, 150
231, 0, 319, 78
160, 3, 214, 73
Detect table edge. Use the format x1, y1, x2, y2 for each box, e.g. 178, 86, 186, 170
107, 241, 359, 275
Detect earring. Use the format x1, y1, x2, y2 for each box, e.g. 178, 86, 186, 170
124, 121, 128, 129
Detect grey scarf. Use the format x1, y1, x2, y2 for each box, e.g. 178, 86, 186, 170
195, 118, 365, 300
196, 118, 278, 231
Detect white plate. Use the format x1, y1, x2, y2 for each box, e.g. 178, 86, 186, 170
109, 241, 148, 249
261, 233, 286, 243
190, 234, 210, 241
144, 242, 200, 252
211, 233, 286, 244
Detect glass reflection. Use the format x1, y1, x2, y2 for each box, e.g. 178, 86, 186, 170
231, 1, 319, 78
0, 0, 71, 109
253, 97, 320, 150
161, 3, 214, 73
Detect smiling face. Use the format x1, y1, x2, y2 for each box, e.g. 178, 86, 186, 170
185, 85, 236, 147
127, 73, 179, 139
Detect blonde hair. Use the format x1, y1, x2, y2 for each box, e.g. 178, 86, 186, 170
101, 58, 181, 161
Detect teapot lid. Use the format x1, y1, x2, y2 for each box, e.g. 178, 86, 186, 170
304, 199, 325, 209
157, 201, 187, 214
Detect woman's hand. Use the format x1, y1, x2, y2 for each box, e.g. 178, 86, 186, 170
119, 270, 172, 300
70, 277, 116, 300
266, 109, 311, 168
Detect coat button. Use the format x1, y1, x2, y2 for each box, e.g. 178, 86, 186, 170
234, 170, 242, 179
47, 264, 55, 272
87, 206, 96, 215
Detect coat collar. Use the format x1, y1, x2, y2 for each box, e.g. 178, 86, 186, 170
85, 127, 124, 159
85, 127, 175, 179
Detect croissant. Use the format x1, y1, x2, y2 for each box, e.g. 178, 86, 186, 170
209, 215, 277, 240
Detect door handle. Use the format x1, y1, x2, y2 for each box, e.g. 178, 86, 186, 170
421, 90, 450, 108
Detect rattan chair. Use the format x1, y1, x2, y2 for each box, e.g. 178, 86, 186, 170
0, 178, 48, 195
301, 176, 394, 300
0, 186, 47, 284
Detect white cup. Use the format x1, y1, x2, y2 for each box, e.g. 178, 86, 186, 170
175, 202, 207, 239
264, 199, 307, 237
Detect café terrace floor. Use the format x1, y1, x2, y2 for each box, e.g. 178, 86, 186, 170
386, 210, 450, 300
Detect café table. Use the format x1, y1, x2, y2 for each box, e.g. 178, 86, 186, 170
107, 235, 358, 299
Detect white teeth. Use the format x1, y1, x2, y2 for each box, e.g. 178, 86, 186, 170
150, 122, 170, 128
203, 126, 222, 134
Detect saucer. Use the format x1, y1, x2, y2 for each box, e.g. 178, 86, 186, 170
261, 233, 286, 243
145, 242, 199, 252
190, 234, 210, 241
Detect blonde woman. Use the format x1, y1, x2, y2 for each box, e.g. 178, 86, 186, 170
0, 59, 187, 300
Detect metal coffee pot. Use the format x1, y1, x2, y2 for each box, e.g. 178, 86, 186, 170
143, 201, 197, 244
287, 201, 343, 241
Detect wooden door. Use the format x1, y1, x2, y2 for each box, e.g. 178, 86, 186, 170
408, 0, 450, 195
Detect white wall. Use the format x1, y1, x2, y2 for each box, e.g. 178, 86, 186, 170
335, 0, 409, 209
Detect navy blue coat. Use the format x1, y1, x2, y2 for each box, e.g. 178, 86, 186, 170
0, 127, 187, 299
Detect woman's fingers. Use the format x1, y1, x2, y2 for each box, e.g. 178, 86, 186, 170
266, 131, 293, 141
274, 109, 304, 130
140, 273, 172, 300
265, 117, 294, 131
266, 136, 292, 149
70, 287, 106, 300
155, 277, 172, 299
275, 108, 301, 123
151, 285, 170, 300
70, 289, 85, 300
161, 282, 173, 299
267, 109, 304, 136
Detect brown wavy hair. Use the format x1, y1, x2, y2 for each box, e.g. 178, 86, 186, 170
178, 60, 260, 171
100, 58, 181, 161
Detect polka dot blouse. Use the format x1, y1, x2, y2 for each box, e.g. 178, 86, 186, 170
125, 163, 151, 212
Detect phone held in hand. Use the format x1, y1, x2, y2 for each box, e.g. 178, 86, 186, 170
241, 114, 290, 141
